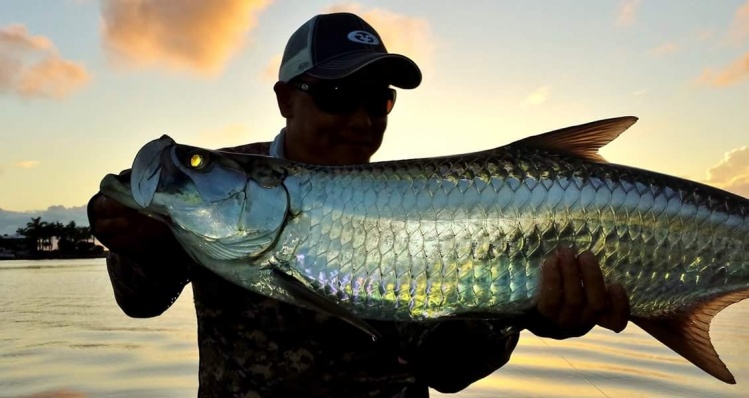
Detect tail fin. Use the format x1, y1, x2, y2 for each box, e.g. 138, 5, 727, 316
632, 288, 749, 384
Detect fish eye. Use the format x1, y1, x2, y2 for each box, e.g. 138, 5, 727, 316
189, 152, 208, 169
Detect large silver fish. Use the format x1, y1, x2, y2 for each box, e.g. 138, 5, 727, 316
98, 116, 749, 384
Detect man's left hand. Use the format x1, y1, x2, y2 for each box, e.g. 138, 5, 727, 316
526, 247, 630, 340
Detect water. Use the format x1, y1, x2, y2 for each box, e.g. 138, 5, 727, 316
1, 259, 748, 398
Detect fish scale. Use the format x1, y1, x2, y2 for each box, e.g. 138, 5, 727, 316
99, 116, 749, 383
264, 146, 749, 323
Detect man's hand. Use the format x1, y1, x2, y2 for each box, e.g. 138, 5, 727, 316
88, 183, 171, 256
526, 247, 630, 340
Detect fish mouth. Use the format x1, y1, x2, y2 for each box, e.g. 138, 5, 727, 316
99, 172, 142, 211
130, 135, 176, 208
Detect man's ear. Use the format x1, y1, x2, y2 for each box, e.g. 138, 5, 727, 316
274, 81, 293, 118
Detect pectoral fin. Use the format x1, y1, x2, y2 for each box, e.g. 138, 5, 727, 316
632, 288, 749, 384
270, 268, 382, 341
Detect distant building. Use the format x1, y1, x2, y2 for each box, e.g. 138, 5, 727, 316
0, 234, 31, 254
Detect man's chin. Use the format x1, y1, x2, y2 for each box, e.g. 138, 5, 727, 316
332, 145, 376, 164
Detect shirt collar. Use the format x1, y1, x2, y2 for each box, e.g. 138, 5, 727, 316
269, 128, 286, 159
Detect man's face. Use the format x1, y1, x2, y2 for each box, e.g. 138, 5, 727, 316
278, 70, 395, 166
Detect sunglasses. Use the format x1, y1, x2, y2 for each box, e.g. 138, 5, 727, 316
290, 80, 397, 116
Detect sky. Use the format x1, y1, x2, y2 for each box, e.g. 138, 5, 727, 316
1, 0, 748, 234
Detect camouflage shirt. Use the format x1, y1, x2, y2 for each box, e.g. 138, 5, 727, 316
100, 141, 520, 398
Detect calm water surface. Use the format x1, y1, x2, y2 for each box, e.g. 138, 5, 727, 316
1, 259, 748, 398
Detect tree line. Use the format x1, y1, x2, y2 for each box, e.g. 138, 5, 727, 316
12, 216, 96, 253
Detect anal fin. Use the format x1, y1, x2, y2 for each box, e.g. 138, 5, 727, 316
632, 288, 749, 384
270, 268, 382, 341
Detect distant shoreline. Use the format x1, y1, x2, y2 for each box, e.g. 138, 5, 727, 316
0, 251, 109, 261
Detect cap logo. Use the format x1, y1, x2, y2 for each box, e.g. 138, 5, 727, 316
347, 30, 379, 45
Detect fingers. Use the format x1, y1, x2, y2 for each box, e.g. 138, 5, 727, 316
578, 251, 608, 325
597, 284, 630, 333
88, 192, 170, 253
557, 248, 585, 329
531, 248, 630, 339
537, 255, 563, 319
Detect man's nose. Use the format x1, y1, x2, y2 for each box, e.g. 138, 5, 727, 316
347, 104, 373, 130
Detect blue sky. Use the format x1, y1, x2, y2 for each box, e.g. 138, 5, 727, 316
1, 0, 748, 233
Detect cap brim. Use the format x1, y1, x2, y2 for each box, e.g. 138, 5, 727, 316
305, 52, 422, 89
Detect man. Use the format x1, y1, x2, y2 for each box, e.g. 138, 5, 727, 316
88, 12, 630, 398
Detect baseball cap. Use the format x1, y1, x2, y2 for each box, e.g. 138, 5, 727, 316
278, 12, 422, 89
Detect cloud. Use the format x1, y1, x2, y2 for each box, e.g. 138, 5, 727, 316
633, 88, 648, 96
14, 161, 39, 169
651, 42, 680, 56
0, 205, 89, 236
100, 0, 272, 76
704, 146, 749, 198
695, 2, 749, 87
698, 52, 749, 87
0, 24, 90, 99
522, 86, 551, 106
0, 24, 53, 50
616, 0, 642, 28
728, 0, 749, 44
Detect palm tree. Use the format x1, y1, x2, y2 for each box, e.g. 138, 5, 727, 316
77, 225, 94, 244
25, 217, 45, 251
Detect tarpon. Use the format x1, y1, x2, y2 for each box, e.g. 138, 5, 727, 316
97, 116, 749, 384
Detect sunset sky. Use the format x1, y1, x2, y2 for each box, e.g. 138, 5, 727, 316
1, 0, 748, 232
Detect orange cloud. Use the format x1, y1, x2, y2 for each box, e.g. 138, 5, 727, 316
18, 58, 90, 98
0, 24, 53, 51
695, 2, 749, 87
616, 0, 642, 28
101, 0, 272, 76
0, 24, 89, 99
698, 52, 749, 87
704, 146, 749, 198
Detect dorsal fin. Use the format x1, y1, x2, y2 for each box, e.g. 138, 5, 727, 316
512, 116, 638, 163
632, 287, 749, 384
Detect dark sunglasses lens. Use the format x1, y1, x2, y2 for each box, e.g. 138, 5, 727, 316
314, 86, 395, 116
362, 89, 395, 116
313, 87, 358, 114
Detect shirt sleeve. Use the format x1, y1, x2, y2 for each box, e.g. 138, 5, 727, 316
88, 188, 192, 318
399, 320, 520, 393
105, 249, 191, 318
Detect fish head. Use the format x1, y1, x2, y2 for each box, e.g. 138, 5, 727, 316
100, 135, 290, 261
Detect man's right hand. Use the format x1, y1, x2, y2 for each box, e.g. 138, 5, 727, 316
88, 172, 192, 318
88, 186, 172, 256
